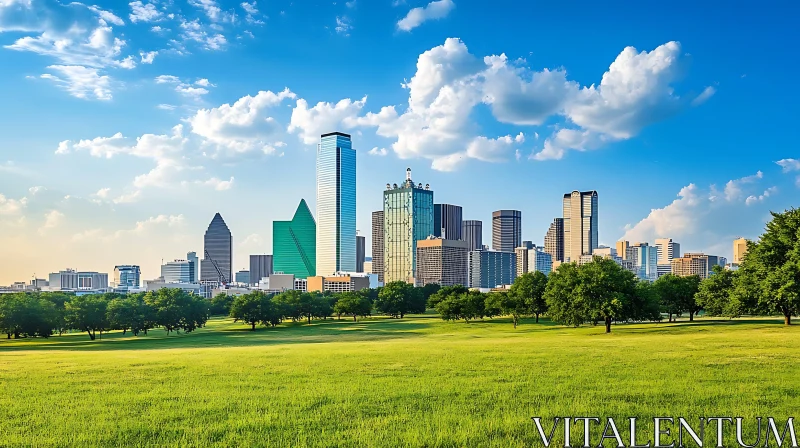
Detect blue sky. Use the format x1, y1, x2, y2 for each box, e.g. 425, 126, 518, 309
1, 0, 798, 284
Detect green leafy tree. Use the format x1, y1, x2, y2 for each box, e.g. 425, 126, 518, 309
310, 293, 333, 320
65, 295, 109, 340
460, 290, 487, 321
485, 291, 527, 328
230, 292, 269, 330
653, 274, 700, 321
375, 281, 424, 318
41, 292, 71, 335
428, 285, 468, 309
209, 294, 235, 316
695, 265, 737, 317
107, 298, 134, 335
544, 263, 585, 328
333, 292, 373, 321
420, 283, 441, 306
626, 281, 663, 322
434, 293, 464, 322
509, 271, 548, 323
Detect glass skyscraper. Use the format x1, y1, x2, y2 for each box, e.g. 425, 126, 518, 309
383, 168, 434, 284
563, 190, 599, 263
274, 199, 316, 279
200, 213, 232, 283
316, 132, 356, 277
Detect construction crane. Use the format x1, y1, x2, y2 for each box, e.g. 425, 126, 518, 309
204, 249, 229, 287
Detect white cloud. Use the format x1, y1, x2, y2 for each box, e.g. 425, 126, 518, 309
39, 210, 64, 234
151, 25, 168, 33
776, 159, 800, 172
397, 0, 455, 32
115, 55, 136, 69
199, 176, 235, 191
195, 78, 215, 87
140, 50, 158, 64
155, 75, 181, 84
156, 75, 216, 98
29, 186, 46, 195
466, 133, 524, 163
179, 19, 228, 50
129, 1, 162, 23
189, 0, 223, 21
73, 214, 185, 242
723, 171, 762, 202
95, 188, 111, 199
692, 86, 716, 106
157, 104, 177, 110
368, 147, 388, 156
88, 6, 126, 26
533, 129, 609, 161
40, 65, 112, 100
745, 186, 777, 205
335, 16, 352, 35
0, 194, 27, 216
289, 96, 366, 145
176, 85, 209, 97
241, 1, 258, 14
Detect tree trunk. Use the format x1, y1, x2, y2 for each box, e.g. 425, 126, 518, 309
353, 315, 357, 322
604, 317, 612, 334
689, 311, 694, 322
535, 313, 539, 323
87, 330, 95, 341
307, 315, 311, 324
251, 322, 256, 331
785, 314, 792, 326
400, 312, 405, 319
669, 313, 673, 322
513, 316, 518, 329
6, 333, 10, 339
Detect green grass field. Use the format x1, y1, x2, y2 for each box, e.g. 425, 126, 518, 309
1, 315, 799, 447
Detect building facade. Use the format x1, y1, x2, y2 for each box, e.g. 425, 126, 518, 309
468, 250, 516, 289
671, 253, 711, 279
544, 218, 564, 262
654, 238, 681, 265
515, 246, 553, 277
630, 243, 658, 282
307, 274, 370, 293
187, 251, 198, 283
249, 254, 273, 285
113, 265, 141, 288
415, 237, 469, 287
563, 191, 599, 263
491, 210, 522, 253
161, 259, 194, 283
316, 132, 357, 277
383, 169, 434, 284
235, 270, 250, 285
433, 203, 463, 240
462, 220, 483, 251
273, 199, 317, 279
733, 237, 748, 264
201, 213, 233, 284
356, 235, 366, 273
371, 210, 385, 284
48, 269, 109, 291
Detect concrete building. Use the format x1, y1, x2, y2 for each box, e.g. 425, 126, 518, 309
371, 211, 385, 284
316, 132, 357, 277
201, 213, 233, 284
364, 260, 373, 274
515, 245, 553, 276
671, 253, 711, 279
307, 274, 370, 293
733, 237, 748, 264
616, 240, 630, 261
655, 238, 681, 265
462, 220, 483, 251
144, 279, 208, 296
48, 269, 108, 291
563, 191, 599, 263
187, 251, 199, 283
433, 204, 463, 240
544, 218, 564, 263
492, 210, 522, 253
273, 199, 316, 279
258, 273, 298, 293
383, 168, 434, 284
415, 237, 469, 287
629, 243, 658, 282
468, 250, 516, 289
235, 270, 250, 285
356, 235, 366, 273
113, 265, 140, 289
161, 259, 194, 283
249, 255, 273, 286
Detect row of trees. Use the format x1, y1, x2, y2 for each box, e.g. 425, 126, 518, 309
0, 289, 208, 340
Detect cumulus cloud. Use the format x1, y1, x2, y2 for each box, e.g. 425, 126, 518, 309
155, 75, 215, 98
129, 1, 162, 23
745, 186, 777, 206
179, 19, 228, 50
289, 96, 366, 145
397, 0, 455, 32
0, 194, 27, 216
692, 86, 716, 106
368, 147, 388, 156
39, 210, 65, 234
335, 16, 353, 35
776, 159, 800, 172
723, 171, 763, 202
140, 50, 157, 64
40, 65, 112, 100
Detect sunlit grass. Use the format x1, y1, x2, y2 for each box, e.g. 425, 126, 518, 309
1, 315, 798, 447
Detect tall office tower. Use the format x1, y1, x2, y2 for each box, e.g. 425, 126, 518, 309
274, 199, 317, 279
515, 246, 553, 277
563, 191, 599, 263
733, 237, 748, 264
492, 210, 522, 253
433, 204, 463, 240
654, 238, 681, 265
371, 211, 385, 283
629, 243, 658, 282
113, 265, 141, 288
249, 254, 274, 285
543, 218, 564, 262
415, 237, 469, 287
616, 241, 630, 261
462, 220, 483, 251
316, 132, 357, 277
186, 251, 198, 282
356, 235, 366, 273
383, 168, 434, 284
201, 213, 232, 283
468, 250, 516, 289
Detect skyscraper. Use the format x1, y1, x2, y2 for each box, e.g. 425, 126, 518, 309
274, 199, 316, 279
462, 220, 483, 251
186, 251, 198, 282
316, 132, 357, 277
544, 218, 564, 262
492, 210, 521, 253
384, 168, 434, 284
356, 235, 366, 273
416, 237, 469, 287
654, 238, 681, 265
249, 254, 273, 285
433, 204, 463, 240
629, 243, 658, 282
162, 259, 195, 283
201, 213, 232, 283
563, 191, 598, 263
468, 250, 516, 289
113, 265, 140, 288
371, 211, 385, 284
733, 237, 748, 264
616, 240, 630, 261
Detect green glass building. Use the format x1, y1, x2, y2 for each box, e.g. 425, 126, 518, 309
273, 199, 317, 279
384, 168, 434, 284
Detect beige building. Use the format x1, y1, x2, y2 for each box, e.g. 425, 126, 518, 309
415, 237, 469, 287
616, 240, 630, 261
563, 191, 599, 263
671, 253, 710, 279
307, 275, 370, 293
733, 237, 748, 264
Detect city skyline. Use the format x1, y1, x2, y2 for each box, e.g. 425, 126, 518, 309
0, 1, 797, 284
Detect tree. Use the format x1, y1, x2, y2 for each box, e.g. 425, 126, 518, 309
627, 281, 662, 323
333, 292, 373, 321
544, 263, 585, 328
65, 295, 109, 340
107, 298, 134, 335
695, 265, 737, 318
428, 285, 468, 309
485, 291, 527, 328
420, 283, 441, 306
510, 272, 548, 323
209, 294, 234, 316
737, 209, 800, 325
230, 292, 269, 330
653, 274, 700, 321
375, 281, 425, 318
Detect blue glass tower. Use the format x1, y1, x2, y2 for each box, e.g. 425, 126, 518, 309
316, 132, 356, 276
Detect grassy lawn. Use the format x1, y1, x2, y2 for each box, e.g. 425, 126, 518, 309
1, 315, 799, 447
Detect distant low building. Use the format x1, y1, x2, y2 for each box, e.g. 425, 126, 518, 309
307, 273, 370, 293
47, 269, 108, 292
235, 270, 250, 285
143, 279, 209, 296
415, 237, 469, 287
161, 259, 195, 283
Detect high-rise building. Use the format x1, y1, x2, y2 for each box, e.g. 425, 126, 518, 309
654, 238, 681, 265
544, 218, 564, 262
515, 246, 553, 277
356, 235, 366, 273
616, 240, 630, 261
235, 270, 250, 285
462, 220, 483, 251
274, 199, 316, 279
733, 237, 748, 264
468, 250, 516, 289
48, 269, 108, 291
492, 210, 522, 253
186, 251, 198, 283
629, 243, 658, 282
316, 132, 357, 277
113, 265, 141, 288
162, 259, 194, 283
672, 253, 711, 279
371, 211, 385, 284
415, 237, 469, 287
563, 191, 599, 263
433, 204, 463, 240
249, 255, 273, 285
383, 168, 434, 284
201, 213, 233, 283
